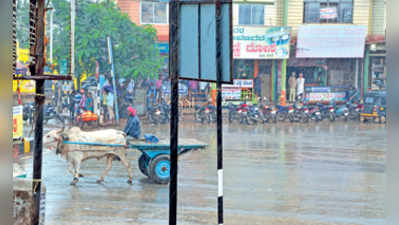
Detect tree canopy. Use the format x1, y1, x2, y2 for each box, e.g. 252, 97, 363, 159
16, 0, 162, 81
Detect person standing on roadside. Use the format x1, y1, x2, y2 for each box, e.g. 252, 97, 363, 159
79, 88, 87, 113
86, 92, 94, 112
156, 76, 163, 103
288, 72, 297, 103
106, 89, 115, 124
296, 73, 305, 100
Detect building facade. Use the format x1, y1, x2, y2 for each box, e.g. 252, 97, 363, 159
270, 0, 386, 104
117, 0, 169, 69
117, 0, 386, 103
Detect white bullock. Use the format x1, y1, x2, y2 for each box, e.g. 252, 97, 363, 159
43, 127, 133, 185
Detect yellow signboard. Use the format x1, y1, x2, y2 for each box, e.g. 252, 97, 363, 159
13, 105, 23, 139
13, 80, 36, 93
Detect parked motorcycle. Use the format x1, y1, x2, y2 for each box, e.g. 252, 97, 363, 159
238, 102, 251, 125
288, 102, 305, 123
23, 102, 34, 125
332, 102, 350, 121
147, 104, 169, 125
275, 105, 289, 122
316, 103, 335, 122
248, 104, 265, 124
302, 104, 322, 122
227, 103, 240, 123
259, 99, 277, 123
44, 103, 64, 125
347, 101, 362, 121
194, 102, 216, 124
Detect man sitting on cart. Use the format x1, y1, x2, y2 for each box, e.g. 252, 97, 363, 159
124, 106, 142, 141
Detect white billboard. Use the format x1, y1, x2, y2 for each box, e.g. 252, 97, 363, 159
296, 25, 367, 58
233, 26, 291, 59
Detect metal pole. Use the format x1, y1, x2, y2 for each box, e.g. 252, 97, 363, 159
363, 48, 370, 95
169, 0, 179, 224
70, 0, 75, 76
49, 5, 54, 64
215, 1, 224, 224
32, 0, 46, 224
107, 37, 120, 125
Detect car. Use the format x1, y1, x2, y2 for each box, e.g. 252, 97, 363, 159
360, 91, 386, 123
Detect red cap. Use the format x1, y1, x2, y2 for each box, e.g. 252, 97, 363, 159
128, 106, 136, 116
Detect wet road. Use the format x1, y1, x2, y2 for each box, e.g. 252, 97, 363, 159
24, 121, 386, 225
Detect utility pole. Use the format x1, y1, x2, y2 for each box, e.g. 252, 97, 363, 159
31, 0, 45, 224
70, 0, 75, 79
107, 37, 120, 125
215, 1, 224, 224
168, 0, 179, 224
49, 2, 54, 64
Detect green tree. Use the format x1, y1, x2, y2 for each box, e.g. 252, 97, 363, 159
16, 0, 162, 82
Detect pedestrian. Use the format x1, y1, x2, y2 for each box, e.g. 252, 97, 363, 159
101, 89, 108, 121
156, 76, 162, 103
127, 79, 135, 96
123, 106, 141, 140
86, 92, 94, 112
106, 89, 115, 124
69, 91, 76, 121
73, 91, 82, 123
79, 88, 87, 113
296, 72, 305, 100
288, 72, 297, 103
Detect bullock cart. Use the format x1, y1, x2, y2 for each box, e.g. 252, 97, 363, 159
62, 138, 207, 184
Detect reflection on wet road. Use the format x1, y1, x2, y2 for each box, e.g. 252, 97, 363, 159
27, 121, 386, 225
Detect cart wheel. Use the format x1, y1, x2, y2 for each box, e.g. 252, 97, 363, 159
149, 154, 170, 184
138, 154, 150, 176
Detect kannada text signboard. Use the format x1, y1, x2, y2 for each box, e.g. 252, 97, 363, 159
222, 79, 253, 100
296, 25, 367, 58
233, 26, 291, 59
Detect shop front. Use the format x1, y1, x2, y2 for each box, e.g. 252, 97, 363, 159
231, 26, 291, 103
294, 24, 367, 104
368, 41, 386, 91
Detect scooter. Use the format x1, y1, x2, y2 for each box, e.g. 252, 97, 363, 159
332, 101, 349, 121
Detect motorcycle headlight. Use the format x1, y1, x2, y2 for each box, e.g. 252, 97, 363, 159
380, 107, 384, 111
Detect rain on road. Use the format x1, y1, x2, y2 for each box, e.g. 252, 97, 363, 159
24, 121, 386, 225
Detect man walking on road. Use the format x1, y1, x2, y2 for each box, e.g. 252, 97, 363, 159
296, 73, 305, 100
288, 72, 297, 103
